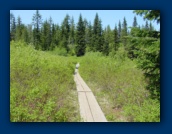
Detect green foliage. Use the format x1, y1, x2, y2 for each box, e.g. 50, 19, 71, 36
133, 16, 138, 27
32, 10, 42, 50
92, 13, 103, 52
78, 51, 160, 122
127, 27, 160, 99
41, 20, 51, 51
123, 98, 160, 122
50, 47, 68, 56
75, 14, 86, 56
133, 10, 160, 23
10, 13, 16, 41
10, 41, 80, 122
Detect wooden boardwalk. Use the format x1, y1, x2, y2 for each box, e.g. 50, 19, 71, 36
74, 68, 107, 122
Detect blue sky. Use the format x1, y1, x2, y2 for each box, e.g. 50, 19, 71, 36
10, 10, 160, 30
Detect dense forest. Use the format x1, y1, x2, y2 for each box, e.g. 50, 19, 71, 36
10, 10, 160, 122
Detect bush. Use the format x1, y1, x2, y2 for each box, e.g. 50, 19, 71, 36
78, 51, 160, 122
123, 99, 160, 122
10, 41, 79, 122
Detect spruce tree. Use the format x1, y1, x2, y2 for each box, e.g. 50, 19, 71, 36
86, 21, 93, 51
102, 29, 109, 55
21, 25, 29, 43
75, 14, 86, 56
16, 16, 22, 41
61, 14, 70, 52
114, 25, 118, 51
121, 17, 128, 47
10, 13, 16, 41
145, 21, 149, 30
118, 20, 121, 42
149, 22, 154, 31
69, 16, 75, 45
41, 20, 51, 50
133, 16, 138, 27
93, 13, 103, 52
32, 10, 42, 49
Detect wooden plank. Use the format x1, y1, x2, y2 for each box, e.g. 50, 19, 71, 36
78, 92, 94, 122
76, 73, 91, 92
74, 74, 84, 92
74, 67, 107, 122
86, 92, 107, 122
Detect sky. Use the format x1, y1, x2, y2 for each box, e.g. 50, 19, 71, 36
10, 10, 160, 30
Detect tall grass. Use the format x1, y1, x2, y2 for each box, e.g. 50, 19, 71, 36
78, 51, 160, 122
10, 41, 80, 122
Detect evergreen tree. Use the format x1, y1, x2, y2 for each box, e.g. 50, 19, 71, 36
75, 14, 86, 56
114, 25, 119, 51
69, 16, 75, 45
32, 10, 42, 49
134, 10, 160, 23
48, 17, 53, 46
41, 20, 51, 50
61, 14, 70, 52
16, 16, 22, 41
86, 21, 93, 51
27, 24, 33, 44
10, 13, 16, 41
55, 24, 61, 46
118, 20, 121, 42
145, 21, 149, 30
121, 17, 128, 47
133, 16, 138, 27
121, 17, 128, 37
149, 22, 154, 31
93, 13, 103, 52
132, 10, 160, 99
51, 23, 56, 49
102, 29, 109, 56
21, 25, 29, 43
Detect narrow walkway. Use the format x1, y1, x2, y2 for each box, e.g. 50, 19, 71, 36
74, 68, 107, 122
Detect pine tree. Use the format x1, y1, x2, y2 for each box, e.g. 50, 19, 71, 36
41, 20, 51, 50
32, 10, 42, 49
132, 10, 160, 99
86, 21, 93, 51
145, 21, 149, 30
133, 16, 138, 27
118, 20, 121, 42
69, 16, 75, 45
51, 23, 56, 49
121, 17, 128, 47
149, 22, 154, 31
27, 24, 33, 44
121, 17, 128, 37
75, 14, 86, 56
93, 13, 103, 51
114, 25, 118, 51
10, 13, 16, 41
21, 25, 29, 43
61, 14, 70, 52
16, 16, 22, 41
102, 29, 109, 55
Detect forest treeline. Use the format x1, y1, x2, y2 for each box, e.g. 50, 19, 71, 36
10, 10, 160, 100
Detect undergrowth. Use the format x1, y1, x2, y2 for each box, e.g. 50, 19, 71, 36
78, 51, 160, 122
10, 41, 80, 122
10, 41, 160, 122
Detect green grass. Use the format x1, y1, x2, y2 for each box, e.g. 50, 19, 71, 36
10, 41, 80, 122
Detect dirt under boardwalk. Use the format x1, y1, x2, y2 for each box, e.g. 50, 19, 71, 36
74, 69, 107, 122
